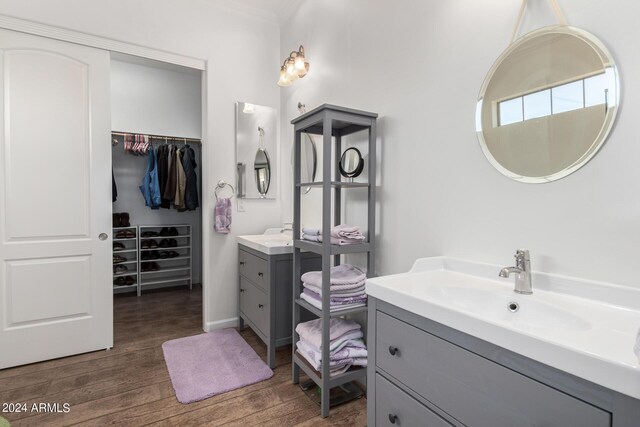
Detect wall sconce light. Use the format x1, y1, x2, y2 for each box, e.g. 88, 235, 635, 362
277, 45, 309, 87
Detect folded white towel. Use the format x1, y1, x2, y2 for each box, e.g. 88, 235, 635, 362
301, 233, 320, 242
300, 292, 366, 313
635, 329, 640, 362
303, 282, 366, 297
302, 227, 321, 236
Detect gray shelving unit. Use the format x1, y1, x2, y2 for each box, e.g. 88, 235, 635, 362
291, 104, 378, 418
113, 225, 139, 294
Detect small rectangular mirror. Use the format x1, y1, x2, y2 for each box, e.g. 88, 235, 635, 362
235, 102, 277, 199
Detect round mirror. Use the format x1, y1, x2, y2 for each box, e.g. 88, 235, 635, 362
339, 147, 364, 178
476, 26, 619, 183
254, 148, 271, 197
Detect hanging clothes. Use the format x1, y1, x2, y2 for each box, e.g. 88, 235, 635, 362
156, 144, 170, 209
174, 148, 187, 210
139, 146, 161, 209
164, 144, 177, 202
112, 169, 118, 203
180, 145, 199, 211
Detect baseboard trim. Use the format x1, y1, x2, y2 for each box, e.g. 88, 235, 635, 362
204, 317, 238, 332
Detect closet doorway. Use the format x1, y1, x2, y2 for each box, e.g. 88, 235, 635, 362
110, 54, 204, 327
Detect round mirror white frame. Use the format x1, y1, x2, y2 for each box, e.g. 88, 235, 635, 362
476, 26, 620, 183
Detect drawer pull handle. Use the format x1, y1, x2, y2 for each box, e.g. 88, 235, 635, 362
240, 289, 245, 293
388, 414, 398, 424
388, 346, 399, 356
258, 304, 264, 308
258, 272, 264, 277
240, 261, 246, 265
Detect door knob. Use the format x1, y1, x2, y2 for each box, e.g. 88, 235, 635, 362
388, 414, 398, 424
388, 346, 399, 356
99, 233, 108, 241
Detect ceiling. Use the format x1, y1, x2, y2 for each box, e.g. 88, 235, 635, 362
210, 0, 303, 23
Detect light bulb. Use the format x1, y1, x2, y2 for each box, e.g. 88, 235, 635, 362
294, 54, 305, 71
277, 67, 291, 87
286, 58, 296, 75
297, 62, 309, 78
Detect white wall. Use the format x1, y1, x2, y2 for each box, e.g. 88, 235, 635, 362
280, 0, 640, 289
0, 0, 283, 329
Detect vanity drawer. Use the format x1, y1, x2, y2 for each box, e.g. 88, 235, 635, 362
240, 277, 269, 336
376, 311, 611, 427
376, 373, 453, 427
239, 250, 268, 291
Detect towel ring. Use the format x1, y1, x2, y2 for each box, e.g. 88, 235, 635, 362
215, 180, 235, 199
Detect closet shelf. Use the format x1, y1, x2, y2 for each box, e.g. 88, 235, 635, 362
140, 275, 191, 287
114, 260, 137, 265
293, 351, 367, 389
113, 237, 137, 242
294, 239, 370, 255
141, 256, 190, 262
114, 249, 137, 254
113, 272, 138, 278
294, 298, 368, 318
297, 181, 369, 188
140, 266, 191, 275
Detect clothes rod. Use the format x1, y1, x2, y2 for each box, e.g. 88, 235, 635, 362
111, 131, 202, 144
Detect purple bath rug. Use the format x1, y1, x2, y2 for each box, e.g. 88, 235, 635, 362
162, 328, 273, 404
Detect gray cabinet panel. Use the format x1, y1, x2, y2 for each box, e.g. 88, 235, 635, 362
376, 311, 611, 427
239, 277, 268, 336
376, 373, 453, 427
239, 250, 268, 291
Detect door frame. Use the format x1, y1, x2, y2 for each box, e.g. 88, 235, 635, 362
0, 13, 212, 332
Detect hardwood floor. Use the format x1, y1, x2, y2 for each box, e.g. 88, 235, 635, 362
0, 287, 367, 426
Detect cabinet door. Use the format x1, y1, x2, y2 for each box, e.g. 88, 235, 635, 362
0, 29, 112, 368
376, 312, 611, 427
239, 250, 268, 291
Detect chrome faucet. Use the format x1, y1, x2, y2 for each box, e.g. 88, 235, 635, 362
499, 249, 532, 294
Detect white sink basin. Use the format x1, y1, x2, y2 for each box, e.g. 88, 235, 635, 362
237, 233, 293, 255
366, 257, 640, 400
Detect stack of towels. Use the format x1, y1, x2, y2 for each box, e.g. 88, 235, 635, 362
300, 264, 367, 312
295, 318, 367, 376
302, 224, 366, 245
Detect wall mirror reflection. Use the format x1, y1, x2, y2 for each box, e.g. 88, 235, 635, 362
236, 102, 277, 199
476, 26, 619, 183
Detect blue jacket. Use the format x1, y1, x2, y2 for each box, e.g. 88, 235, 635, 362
139, 147, 162, 209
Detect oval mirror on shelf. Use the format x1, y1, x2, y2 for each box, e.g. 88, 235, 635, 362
254, 148, 271, 197
339, 147, 364, 179
476, 26, 619, 183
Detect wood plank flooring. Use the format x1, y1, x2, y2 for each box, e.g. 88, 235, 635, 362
0, 288, 367, 426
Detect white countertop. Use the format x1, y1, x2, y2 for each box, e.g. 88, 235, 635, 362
366, 256, 640, 399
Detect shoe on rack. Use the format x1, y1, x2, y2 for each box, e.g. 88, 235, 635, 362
124, 229, 136, 238
124, 276, 135, 286
141, 231, 159, 238
115, 230, 127, 239
149, 250, 160, 260
149, 262, 160, 271
159, 239, 170, 248
168, 227, 179, 236
159, 251, 170, 259
120, 212, 130, 227
141, 251, 151, 260
148, 240, 158, 249
141, 240, 150, 249
169, 239, 178, 248
113, 242, 125, 251
167, 251, 180, 258
141, 262, 151, 272
114, 277, 126, 286
114, 265, 129, 275
113, 213, 122, 228
159, 227, 170, 236
113, 255, 127, 264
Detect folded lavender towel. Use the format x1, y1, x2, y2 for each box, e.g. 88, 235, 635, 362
214, 197, 232, 234
295, 318, 362, 349
303, 282, 366, 297
300, 293, 366, 313
297, 339, 368, 363
635, 329, 640, 361
302, 227, 321, 236
331, 224, 366, 240
301, 264, 366, 287
303, 288, 367, 304
317, 235, 363, 245
296, 340, 368, 370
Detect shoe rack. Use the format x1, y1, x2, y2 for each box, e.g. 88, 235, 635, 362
138, 224, 192, 293
113, 225, 139, 295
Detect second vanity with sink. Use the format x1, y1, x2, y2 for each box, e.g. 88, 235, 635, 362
366, 257, 640, 427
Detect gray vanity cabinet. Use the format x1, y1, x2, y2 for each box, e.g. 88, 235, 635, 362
368, 297, 640, 427
238, 245, 320, 369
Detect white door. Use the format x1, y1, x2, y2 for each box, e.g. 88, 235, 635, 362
0, 29, 112, 368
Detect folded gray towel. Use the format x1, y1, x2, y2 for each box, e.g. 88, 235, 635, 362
301, 264, 366, 286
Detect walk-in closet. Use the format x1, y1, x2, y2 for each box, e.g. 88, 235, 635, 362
110, 54, 203, 301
